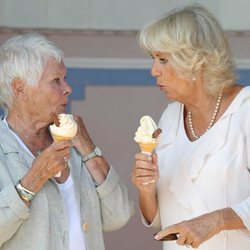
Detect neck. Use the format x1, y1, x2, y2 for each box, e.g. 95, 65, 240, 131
186, 89, 224, 140
6, 112, 52, 155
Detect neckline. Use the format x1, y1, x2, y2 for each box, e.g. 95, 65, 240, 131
3, 116, 36, 158
182, 86, 249, 143
187, 89, 223, 140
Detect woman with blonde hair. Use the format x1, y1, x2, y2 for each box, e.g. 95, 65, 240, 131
132, 4, 250, 250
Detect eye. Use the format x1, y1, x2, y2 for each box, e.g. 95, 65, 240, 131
53, 78, 61, 84
159, 58, 168, 64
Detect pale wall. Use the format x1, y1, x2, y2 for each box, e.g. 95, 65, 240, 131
0, 1, 250, 249
0, 0, 250, 30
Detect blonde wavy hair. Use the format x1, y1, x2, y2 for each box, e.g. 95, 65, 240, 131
139, 3, 237, 95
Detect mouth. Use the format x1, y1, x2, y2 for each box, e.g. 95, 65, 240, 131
157, 84, 165, 90
55, 103, 67, 114
61, 101, 68, 108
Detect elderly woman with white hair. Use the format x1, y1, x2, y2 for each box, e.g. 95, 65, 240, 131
0, 32, 134, 250
132, 3, 250, 250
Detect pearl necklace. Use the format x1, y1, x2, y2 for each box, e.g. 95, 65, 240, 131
187, 90, 223, 140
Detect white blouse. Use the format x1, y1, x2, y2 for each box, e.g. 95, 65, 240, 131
152, 87, 250, 250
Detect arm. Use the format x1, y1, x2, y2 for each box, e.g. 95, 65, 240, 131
0, 141, 71, 246
154, 207, 246, 248
132, 153, 159, 225
0, 152, 30, 247
72, 116, 109, 184
0, 183, 30, 247
72, 116, 134, 230
20, 140, 72, 195
96, 166, 134, 231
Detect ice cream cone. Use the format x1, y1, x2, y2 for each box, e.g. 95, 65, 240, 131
51, 134, 72, 142
139, 142, 157, 155
50, 134, 73, 177
49, 113, 77, 177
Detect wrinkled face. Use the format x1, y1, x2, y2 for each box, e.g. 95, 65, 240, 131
25, 58, 72, 122
150, 51, 192, 103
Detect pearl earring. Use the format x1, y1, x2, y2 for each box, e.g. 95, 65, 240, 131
192, 76, 196, 81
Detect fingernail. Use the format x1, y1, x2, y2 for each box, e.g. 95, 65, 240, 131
148, 156, 152, 161
154, 234, 160, 240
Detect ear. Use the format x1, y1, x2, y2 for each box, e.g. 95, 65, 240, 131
11, 78, 28, 100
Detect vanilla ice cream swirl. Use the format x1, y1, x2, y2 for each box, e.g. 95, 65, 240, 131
50, 113, 77, 138
134, 115, 158, 143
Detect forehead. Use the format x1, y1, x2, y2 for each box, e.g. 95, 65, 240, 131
151, 51, 170, 57
42, 58, 66, 76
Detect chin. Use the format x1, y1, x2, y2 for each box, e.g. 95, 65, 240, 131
165, 94, 176, 102
56, 106, 66, 114
164, 92, 171, 99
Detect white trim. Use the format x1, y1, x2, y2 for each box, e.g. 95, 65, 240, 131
64, 57, 250, 70
64, 58, 150, 69
236, 59, 250, 69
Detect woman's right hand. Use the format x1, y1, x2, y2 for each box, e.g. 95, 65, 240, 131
131, 152, 159, 191
21, 140, 72, 193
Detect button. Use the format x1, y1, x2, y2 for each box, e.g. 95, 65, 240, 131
82, 223, 89, 232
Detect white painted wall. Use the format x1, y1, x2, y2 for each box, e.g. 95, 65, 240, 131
0, 1, 249, 250
0, 0, 249, 30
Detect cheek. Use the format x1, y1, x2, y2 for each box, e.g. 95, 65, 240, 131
167, 68, 176, 79
161, 70, 173, 82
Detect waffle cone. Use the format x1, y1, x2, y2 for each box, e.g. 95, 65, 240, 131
51, 134, 72, 141
139, 142, 157, 154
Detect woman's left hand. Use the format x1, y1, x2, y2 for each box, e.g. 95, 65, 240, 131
154, 210, 223, 248
71, 116, 95, 155
71, 115, 109, 184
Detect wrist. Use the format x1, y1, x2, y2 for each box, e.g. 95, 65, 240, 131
82, 146, 102, 163
219, 209, 224, 231
75, 141, 95, 156
15, 180, 36, 202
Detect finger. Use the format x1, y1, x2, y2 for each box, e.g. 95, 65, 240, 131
133, 173, 155, 182
135, 153, 152, 162
74, 115, 82, 123
134, 169, 157, 182
62, 156, 70, 165
154, 233, 178, 241
154, 228, 178, 241
191, 240, 200, 249
132, 172, 156, 186
176, 233, 187, 246
142, 179, 156, 185
134, 160, 156, 172
52, 140, 72, 150
73, 115, 80, 121
135, 167, 156, 176
152, 153, 158, 164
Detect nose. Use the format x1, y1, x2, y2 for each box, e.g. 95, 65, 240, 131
151, 61, 161, 78
63, 80, 72, 96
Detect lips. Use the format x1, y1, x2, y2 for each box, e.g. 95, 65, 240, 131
61, 100, 68, 107
157, 84, 165, 90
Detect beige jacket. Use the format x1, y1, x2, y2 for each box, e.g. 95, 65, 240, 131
0, 119, 134, 250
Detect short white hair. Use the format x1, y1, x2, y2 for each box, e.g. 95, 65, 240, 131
0, 32, 63, 108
